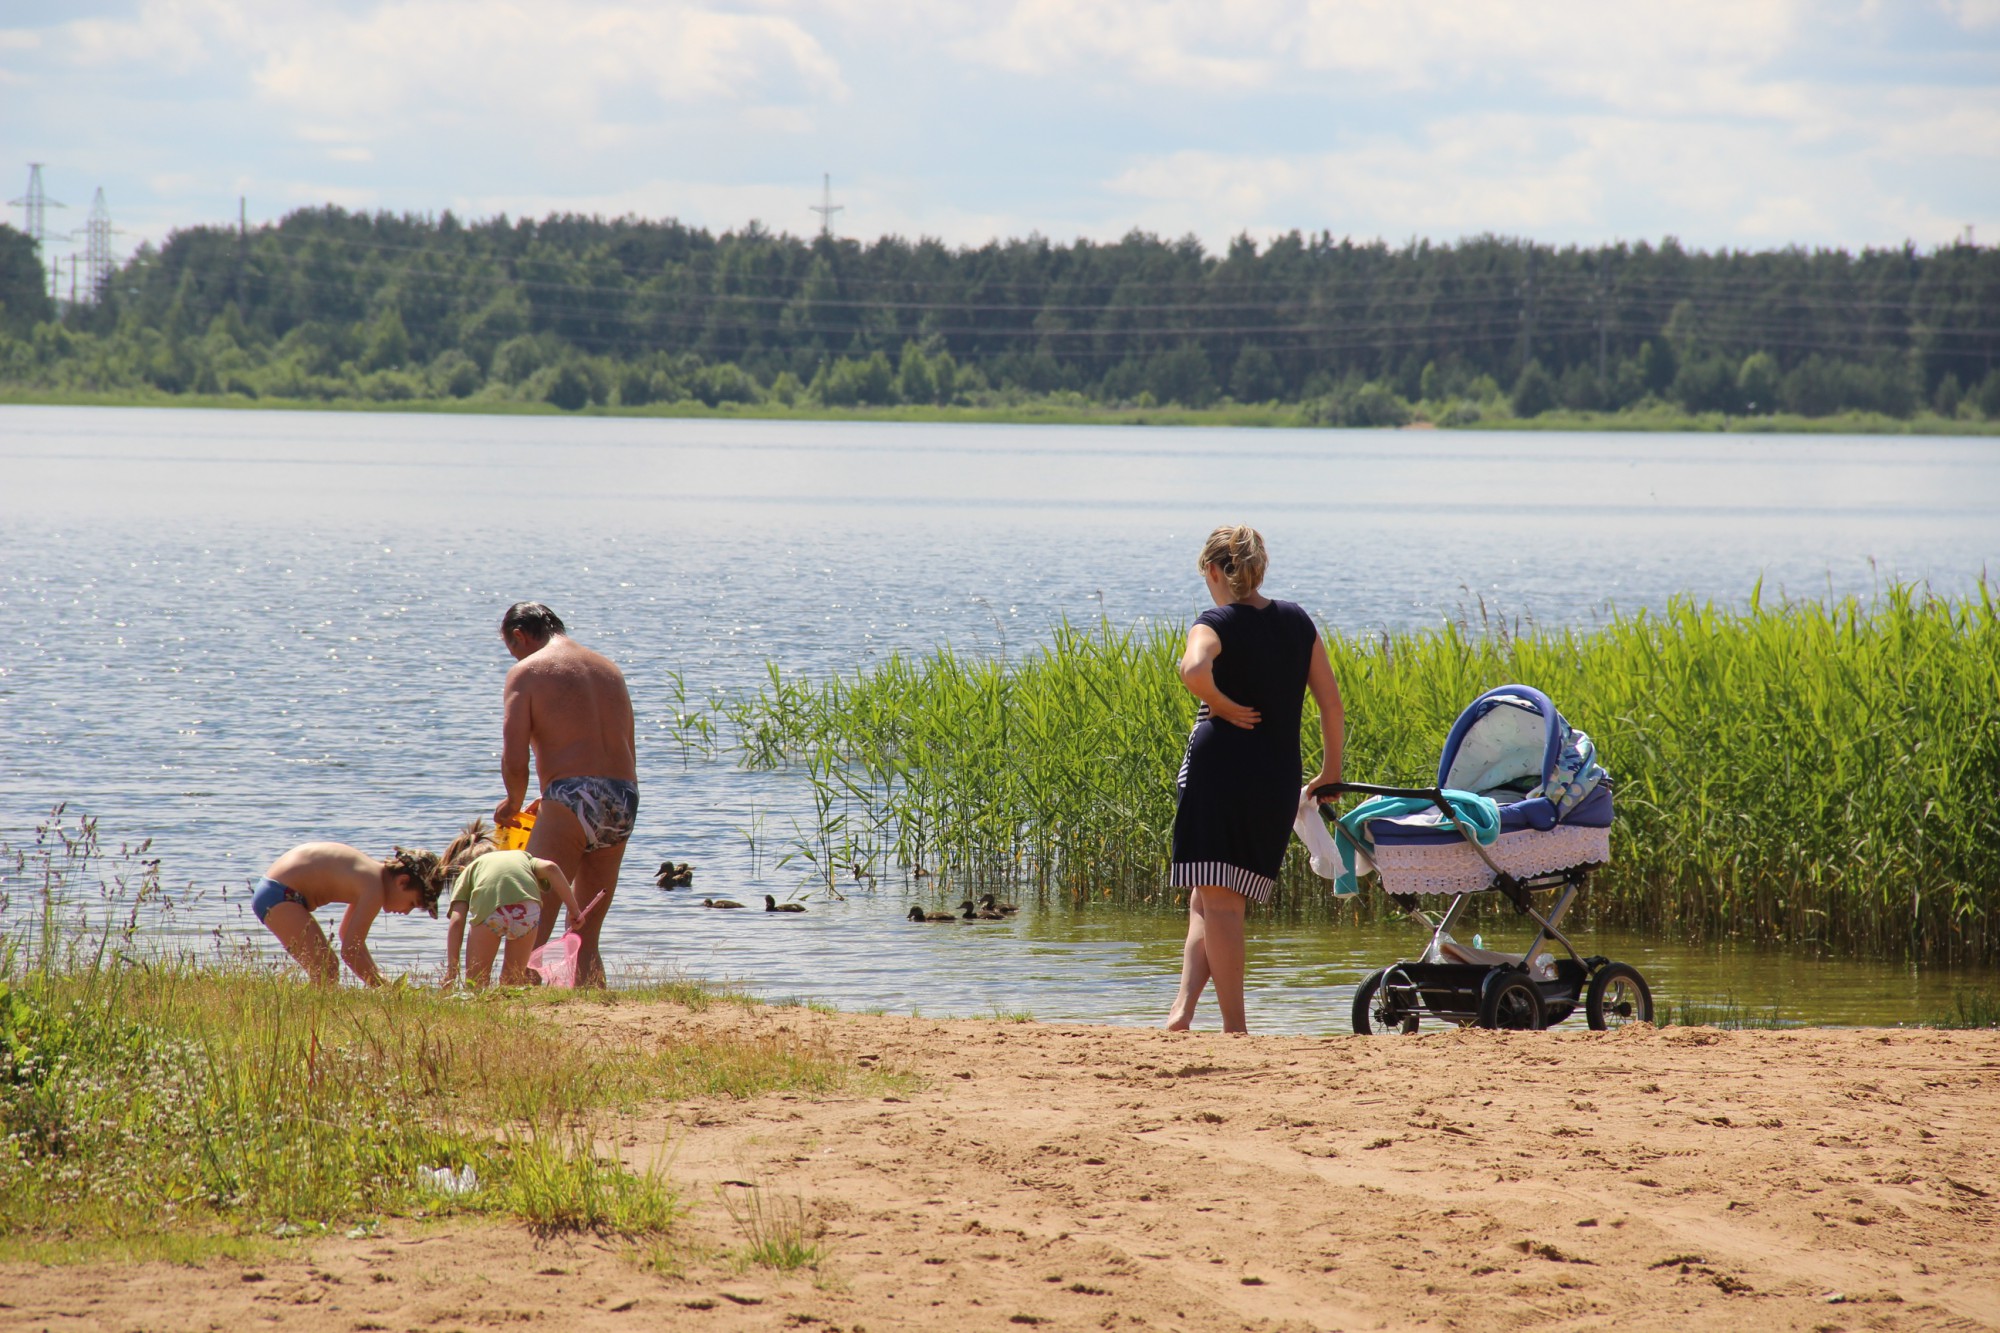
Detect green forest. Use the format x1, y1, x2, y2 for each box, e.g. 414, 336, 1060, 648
2, 207, 1997, 427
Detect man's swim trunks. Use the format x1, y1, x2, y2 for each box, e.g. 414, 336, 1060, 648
543, 776, 640, 852
251, 876, 310, 923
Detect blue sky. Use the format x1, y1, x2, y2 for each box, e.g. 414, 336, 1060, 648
4, 0, 1998, 265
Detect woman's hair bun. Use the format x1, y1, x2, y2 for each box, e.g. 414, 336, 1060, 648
1198, 525, 1268, 601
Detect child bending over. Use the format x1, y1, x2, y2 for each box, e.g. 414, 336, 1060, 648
440, 820, 591, 988
252, 843, 446, 985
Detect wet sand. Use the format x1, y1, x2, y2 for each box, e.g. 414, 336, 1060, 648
5, 1006, 1997, 1331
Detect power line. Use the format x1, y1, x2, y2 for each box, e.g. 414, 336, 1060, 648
125, 258, 1990, 367
215, 267, 2000, 353
149, 232, 1989, 321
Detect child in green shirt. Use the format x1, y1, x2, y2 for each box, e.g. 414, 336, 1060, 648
441, 821, 591, 987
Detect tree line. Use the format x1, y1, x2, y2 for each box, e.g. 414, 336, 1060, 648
2, 207, 1997, 421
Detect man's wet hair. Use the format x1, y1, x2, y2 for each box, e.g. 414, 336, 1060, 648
501, 602, 566, 640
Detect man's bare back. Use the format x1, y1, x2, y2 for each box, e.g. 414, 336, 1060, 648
502, 635, 637, 790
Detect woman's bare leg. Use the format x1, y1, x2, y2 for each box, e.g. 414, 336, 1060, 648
264, 903, 339, 985
1199, 887, 1250, 1033
1165, 889, 1213, 1030
1165, 886, 1249, 1032
466, 926, 501, 989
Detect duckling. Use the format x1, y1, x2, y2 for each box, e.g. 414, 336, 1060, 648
701, 897, 745, 909
654, 861, 695, 889
977, 893, 1018, 916
907, 904, 958, 923
765, 895, 807, 913
958, 899, 1005, 921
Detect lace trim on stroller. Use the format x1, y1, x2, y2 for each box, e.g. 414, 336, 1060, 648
1369, 823, 1611, 895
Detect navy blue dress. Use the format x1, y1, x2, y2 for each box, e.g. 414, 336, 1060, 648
1169, 599, 1319, 903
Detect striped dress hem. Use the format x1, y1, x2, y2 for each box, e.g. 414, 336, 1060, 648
1169, 860, 1274, 904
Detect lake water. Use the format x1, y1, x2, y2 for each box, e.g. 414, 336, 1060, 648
2, 405, 1996, 1030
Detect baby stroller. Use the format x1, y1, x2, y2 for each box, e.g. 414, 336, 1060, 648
1316, 684, 1654, 1033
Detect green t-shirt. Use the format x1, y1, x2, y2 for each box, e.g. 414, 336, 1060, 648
450, 850, 546, 921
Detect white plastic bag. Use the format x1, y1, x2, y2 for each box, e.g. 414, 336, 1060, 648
416, 1164, 478, 1195
1294, 787, 1342, 880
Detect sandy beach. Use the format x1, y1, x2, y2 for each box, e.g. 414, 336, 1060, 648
5, 1004, 1996, 1332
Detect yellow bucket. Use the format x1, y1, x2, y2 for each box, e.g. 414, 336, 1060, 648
493, 802, 537, 851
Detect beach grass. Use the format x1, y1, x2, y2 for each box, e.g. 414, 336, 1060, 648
732, 584, 2000, 965
1655, 995, 1790, 1029
0, 814, 860, 1250
721, 1184, 829, 1272
1930, 989, 2000, 1029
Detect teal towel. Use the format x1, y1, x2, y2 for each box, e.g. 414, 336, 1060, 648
1330, 790, 1501, 897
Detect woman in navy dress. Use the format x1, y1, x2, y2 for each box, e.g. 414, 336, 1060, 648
1165, 525, 1345, 1033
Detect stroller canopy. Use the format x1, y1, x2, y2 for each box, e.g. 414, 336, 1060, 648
1437, 685, 1606, 817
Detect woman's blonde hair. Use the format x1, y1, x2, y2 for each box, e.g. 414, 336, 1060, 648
1198, 524, 1268, 601
441, 818, 497, 877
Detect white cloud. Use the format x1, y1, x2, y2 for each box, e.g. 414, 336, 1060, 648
958, 0, 1288, 89
1104, 95, 1988, 250
25, 1, 847, 149
251, 3, 846, 137
1940, 0, 2000, 27
1298, 0, 1804, 79
1106, 119, 1609, 240
58, 0, 243, 72
955, 0, 1813, 95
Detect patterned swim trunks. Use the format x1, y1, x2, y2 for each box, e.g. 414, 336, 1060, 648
543, 776, 640, 853
480, 900, 541, 940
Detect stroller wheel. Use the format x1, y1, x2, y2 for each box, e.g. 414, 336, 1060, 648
1352, 968, 1419, 1036
1477, 969, 1544, 1031
1585, 962, 1653, 1030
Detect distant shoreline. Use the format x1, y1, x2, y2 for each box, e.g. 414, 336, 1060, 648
4, 388, 1995, 436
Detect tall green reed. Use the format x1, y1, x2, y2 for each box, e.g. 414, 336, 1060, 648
734, 586, 2000, 965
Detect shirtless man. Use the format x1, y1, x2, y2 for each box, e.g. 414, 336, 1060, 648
252, 842, 446, 985
494, 601, 638, 988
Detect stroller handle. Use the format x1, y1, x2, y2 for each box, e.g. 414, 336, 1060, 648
1311, 781, 1447, 803
1312, 781, 1512, 886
